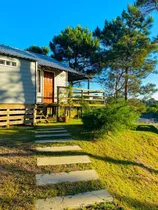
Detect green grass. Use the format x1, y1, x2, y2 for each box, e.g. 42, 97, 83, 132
0, 121, 158, 210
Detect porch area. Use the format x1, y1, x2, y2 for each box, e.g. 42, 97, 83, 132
36, 86, 105, 123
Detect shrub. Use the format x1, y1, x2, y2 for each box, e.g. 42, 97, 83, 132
81, 100, 140, 138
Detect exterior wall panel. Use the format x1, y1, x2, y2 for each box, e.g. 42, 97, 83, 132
0, 55, 36, 104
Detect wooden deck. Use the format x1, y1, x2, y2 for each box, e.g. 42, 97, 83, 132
0, 87, 106, 126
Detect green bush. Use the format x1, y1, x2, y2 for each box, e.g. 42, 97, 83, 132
81, 100, 140, 138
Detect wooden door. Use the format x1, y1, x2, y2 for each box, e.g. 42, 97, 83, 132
44, 72, 54, 103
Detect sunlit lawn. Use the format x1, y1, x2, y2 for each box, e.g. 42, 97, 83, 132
0, 120, 158, 210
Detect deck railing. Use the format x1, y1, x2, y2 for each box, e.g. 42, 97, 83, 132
57, 86, 105, 107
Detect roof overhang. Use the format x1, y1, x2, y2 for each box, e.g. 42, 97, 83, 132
39, 64, 90, 82
68, 71, 90, 82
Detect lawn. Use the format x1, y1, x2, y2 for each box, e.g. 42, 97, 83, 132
0, 120, 158, 210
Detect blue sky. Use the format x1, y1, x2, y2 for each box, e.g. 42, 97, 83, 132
0, 0, 158, 99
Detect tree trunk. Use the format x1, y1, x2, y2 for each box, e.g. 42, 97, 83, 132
125, 67, 129, 101
115, 76, 118, 99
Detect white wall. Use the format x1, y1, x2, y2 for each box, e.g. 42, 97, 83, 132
0, 55, 36, 104
54, 70, 68, 103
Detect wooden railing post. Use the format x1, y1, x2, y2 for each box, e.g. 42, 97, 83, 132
81, 90, 84, 103
57, 86, 60, 105
33, 104, 37, 126
103, 92, 106, 104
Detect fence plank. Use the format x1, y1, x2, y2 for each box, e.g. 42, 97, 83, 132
0, 104, 34, 109
0, 111, 7, 115
0, 121, 7, 126
0, 104, 35, 127
9, 120, 24, 125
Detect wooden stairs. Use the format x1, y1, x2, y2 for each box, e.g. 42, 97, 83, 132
36, 105, 49, 123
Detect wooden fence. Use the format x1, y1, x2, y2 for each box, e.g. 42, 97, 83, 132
0, 104, 36, 127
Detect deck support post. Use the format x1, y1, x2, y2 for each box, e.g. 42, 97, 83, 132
33, 104, 37, 126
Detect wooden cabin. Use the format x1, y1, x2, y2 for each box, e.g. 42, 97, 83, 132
0, 44, 105, 126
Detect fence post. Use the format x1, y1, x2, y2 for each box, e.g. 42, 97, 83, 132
7, 108, 10, 128
33, 104, 37, 126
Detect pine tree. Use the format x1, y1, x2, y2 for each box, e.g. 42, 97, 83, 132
26, 45, 49, 55
94, 5, 158, 100
49, 25, 100, 76
136, 0, 158, 13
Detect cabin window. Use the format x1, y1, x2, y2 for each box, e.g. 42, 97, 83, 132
6, 61, 11, 66
0, 59, 17, 67
37, 70, 41, 92
0, 59, 5, 65
12, 62, 17, 67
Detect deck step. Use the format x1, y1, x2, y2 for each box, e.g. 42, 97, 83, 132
36, 170, 98, 185
35, 190, 113, 210
37, 155, 91, 166
35, 133, 71, 138
36, 145, 82, 152
35, 139, 74, 143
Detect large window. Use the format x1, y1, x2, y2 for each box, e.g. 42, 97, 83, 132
37, 70, 41, 92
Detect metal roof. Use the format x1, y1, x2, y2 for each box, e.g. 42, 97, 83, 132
0, 44, 36, 61
0, 44, 88, 80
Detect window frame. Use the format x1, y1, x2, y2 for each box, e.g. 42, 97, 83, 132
0, 59, 17, 68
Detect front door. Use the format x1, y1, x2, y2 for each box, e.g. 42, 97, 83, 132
44, 71, 54, 103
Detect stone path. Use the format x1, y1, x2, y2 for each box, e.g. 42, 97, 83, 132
36, 170, 99, 185
37, 155, 91, 166
35, 133, 71, 138
36, 127, 64, 131
35, 138, 74, 143
36, 145, 82, 152
34, 126, 113, 210
35, 130, 67, 133
35, 190, 113, 210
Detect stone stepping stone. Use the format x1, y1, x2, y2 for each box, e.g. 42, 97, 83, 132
35, 190, 113, 210
35, 139, 74, 143
35, 133, 71, 138
36, 170, 98, 185
35, 130, 67, 134
36, 145, 82, 152
36, 127, 64, 131
37, 155, 91, 166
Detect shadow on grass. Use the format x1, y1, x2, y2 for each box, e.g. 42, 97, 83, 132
61, 124, 94, 141
113, 193, 158, 210
87, 153, 158, 174
32, 149, 158, 175
136, 125, 158, 134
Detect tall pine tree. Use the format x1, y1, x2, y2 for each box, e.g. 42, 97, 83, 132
94, 5, 158, 100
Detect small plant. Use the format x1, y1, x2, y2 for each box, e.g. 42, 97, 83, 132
81, 100, 140, 138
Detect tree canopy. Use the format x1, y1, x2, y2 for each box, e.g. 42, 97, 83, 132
94, 5, 158, 100
26, 45, 49, 55
49, 25, 100, 76
135, 0, 158, 13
